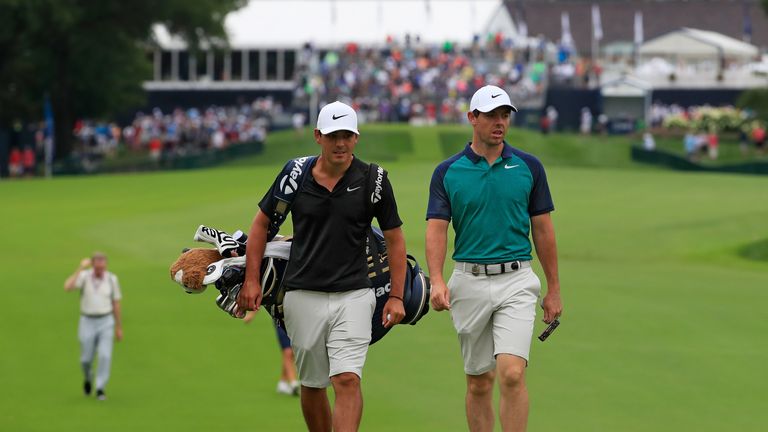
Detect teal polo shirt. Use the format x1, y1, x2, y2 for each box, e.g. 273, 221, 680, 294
426, 142, 554, 263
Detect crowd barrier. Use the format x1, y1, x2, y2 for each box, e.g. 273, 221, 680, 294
631, 146, 768, 175
52, 141, 264, 175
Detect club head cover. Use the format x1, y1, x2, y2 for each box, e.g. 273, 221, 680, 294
193, 225, 243, 257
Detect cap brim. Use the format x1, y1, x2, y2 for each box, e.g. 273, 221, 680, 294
474, 102, 518, 113
319, 126, 360, 135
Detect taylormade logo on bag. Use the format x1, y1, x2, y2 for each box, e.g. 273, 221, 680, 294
374, 282, 391, 298
371, 166, 384, 203
279, 157, 309, 195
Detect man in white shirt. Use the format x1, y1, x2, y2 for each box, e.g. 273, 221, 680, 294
64, 252, 123, 401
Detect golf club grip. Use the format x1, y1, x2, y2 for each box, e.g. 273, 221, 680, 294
538, 319, 560, 341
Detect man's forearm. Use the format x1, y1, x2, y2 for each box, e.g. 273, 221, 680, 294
425, 221, 449, 284
532, 216, 560, 293
64, 269, 82, 291
244, 213, 269, 284
383, 229, 407, 298
112, 302, 122, 327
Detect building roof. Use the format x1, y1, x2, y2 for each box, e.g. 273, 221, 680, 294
640, 27, 759, 59
508, 0, 768, 55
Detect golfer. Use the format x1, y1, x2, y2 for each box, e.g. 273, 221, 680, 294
238, 101, 407, 432
64, 252, 123, 401
426, 85, 563, 431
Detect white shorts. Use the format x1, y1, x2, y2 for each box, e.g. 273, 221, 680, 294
283, 288, 376, 388
448, 262, 541, 375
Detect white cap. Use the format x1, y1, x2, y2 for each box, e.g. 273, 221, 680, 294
469, 85, 517, 113
316, 101, 359, 135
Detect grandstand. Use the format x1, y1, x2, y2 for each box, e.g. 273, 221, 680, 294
140, 0, 768, 131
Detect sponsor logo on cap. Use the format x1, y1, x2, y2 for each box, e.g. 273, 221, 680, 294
491, 93, 502, 98
332, 114, 348, 120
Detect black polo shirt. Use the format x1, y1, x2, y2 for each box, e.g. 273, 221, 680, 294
259, 157, 402, 292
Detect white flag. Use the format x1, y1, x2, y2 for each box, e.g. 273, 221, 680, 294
592, 4, 603, 41
561, 11, 574, 48
634, 11, 644, 45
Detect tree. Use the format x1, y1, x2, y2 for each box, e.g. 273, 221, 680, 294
0, 0, 245, 158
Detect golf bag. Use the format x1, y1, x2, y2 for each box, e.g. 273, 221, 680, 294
194, 224, 430, 345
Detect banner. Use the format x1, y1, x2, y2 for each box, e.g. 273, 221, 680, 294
592, 4, 603, 41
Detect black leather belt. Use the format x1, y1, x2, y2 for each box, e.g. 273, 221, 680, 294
81, 313, 112, 318
456, 261, 529, 276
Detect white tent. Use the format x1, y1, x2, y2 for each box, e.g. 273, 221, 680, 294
639, 27, 759, 61
155, 0, 513, 49
601, 75, 652, 128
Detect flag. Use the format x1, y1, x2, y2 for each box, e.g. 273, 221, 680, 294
592, 4, 603, 41
518, 17, 528, 40
743, 1, 752, 43
634, 11, 644, 45
561, 11, 574, 48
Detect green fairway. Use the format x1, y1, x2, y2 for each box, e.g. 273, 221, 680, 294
2, 126, 767, 431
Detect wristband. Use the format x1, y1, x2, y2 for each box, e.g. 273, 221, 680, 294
388, 295, 403, 302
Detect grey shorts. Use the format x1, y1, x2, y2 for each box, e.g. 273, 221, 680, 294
448, 262, 541, 375
283, 288, 376, 388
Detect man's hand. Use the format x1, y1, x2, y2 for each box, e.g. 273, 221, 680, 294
382, 297, 405, 328
429, 280, 450, 311
80, 258, 91, 270
541, 291, 563, 324
243, 310, 257, 324
115, 327, 124, 342
237, 278, 262, 312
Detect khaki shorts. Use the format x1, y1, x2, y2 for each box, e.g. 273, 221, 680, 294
284, 288, 376, 388
448, 262, 541, 375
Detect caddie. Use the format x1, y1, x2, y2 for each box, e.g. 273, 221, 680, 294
237, 101, 407, 432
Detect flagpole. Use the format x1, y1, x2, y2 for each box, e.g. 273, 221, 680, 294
591, 4, 602, 67
634, 11, 643, 71
43, 93, 55, 179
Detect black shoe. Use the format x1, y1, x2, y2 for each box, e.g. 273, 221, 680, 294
84, 381, 92, 396
96, 389, 106, 401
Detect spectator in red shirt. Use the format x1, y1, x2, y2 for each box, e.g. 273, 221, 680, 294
9, 148, 22, 177
22, 146, 36, 176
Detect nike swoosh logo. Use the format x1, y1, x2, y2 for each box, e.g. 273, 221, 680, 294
346, 186, 361, 192
491, 94, 502, 98
504, 164, 520, 169
332, 114, 348, 120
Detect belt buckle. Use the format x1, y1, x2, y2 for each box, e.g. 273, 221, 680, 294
471, 264, 480, 276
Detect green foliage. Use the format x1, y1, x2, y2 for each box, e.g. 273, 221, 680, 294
736, 88, 768, 122
739, 238, 768, 262
0, 0, 245, 156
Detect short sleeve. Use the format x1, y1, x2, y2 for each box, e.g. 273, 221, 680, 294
258, 161, 291, 218
373, 170, 402, 231
111, 275, 122, 301
527, 158, 555, 216
74, 270, 88, 290
426, 164, 452, 221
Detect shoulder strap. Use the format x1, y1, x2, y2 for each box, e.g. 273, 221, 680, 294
267, 156, 317, 241
365, 163, 383, 220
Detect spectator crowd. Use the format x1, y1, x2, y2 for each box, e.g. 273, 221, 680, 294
6, 98, 278, 177
293, 33, 552, 125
